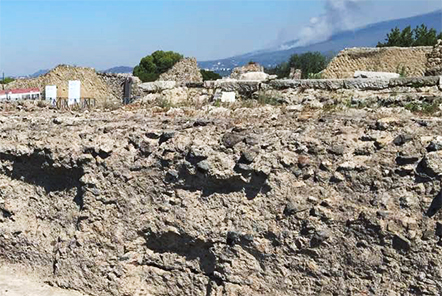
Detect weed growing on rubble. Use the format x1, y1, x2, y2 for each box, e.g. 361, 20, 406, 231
157, 98, 173, 110
322, 103, 339, 112
240, 99, 256, 108
257, 95, 282, 106
404, 101, 441, 115
255, 90, 284, 106
397, 65, 408, 77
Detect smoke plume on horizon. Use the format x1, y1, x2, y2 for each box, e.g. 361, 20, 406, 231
283, 0, 368, 49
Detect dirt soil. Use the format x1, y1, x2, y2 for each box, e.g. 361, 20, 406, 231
0, 262, 88, 296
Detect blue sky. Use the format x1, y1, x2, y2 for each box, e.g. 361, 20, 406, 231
0, 0, 441, 76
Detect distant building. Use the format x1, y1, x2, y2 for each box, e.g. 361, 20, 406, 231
0, 88, 41, 101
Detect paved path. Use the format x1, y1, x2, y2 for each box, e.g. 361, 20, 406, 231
0, 263, 88, 296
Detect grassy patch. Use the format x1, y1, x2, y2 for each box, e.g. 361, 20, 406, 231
257, 94, 282, 106
404, 101, 441, 115
322, 103, 339, 112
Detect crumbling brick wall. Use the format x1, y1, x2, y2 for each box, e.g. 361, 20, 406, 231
322, 46, 433, 79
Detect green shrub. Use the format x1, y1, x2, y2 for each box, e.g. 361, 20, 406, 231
200, 69, 221, 81
265, 52, 329, 79
396, 65, 408, 77
133, 50, 183, 82
0, 77, 14, 84
308, 72, 322, 79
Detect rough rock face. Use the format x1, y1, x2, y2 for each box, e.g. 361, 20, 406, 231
2, 104, 442, 295
139, 81, 177, 92
230, 63, 264, 79
98, 72, 143, 101
4, 65, 136, 105
322, 47, 433, 79
158, 58, 203, 84
425, 39, 442, 76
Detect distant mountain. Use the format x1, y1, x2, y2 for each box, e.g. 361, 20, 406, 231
14, 69, 50, 79
199, 10, 442, 73
29, 69, 49, 78
102, 66, 134, 74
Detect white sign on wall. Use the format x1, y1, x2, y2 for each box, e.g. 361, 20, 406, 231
45, 85, 57, 105
68, 80, 81, 105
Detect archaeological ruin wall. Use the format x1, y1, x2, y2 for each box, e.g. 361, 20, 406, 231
426, 40, 442, 76
158, 57, 203, 84
4, 65, 141, 106
322, 46, 433, 79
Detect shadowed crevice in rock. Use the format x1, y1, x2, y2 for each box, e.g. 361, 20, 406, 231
139, 230, 217, 276
174, 166, 271, 199
0, 151, 84, 209
426, 190, 442, 217
1, 208, 13, 219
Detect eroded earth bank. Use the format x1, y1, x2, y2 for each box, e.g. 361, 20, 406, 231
1, 105, 442, 295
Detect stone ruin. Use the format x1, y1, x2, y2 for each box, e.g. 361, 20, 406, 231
289, 68, 302, 79
230, 62, 264, 79
3, 64, 142, 106
5, 42, 442, 110
426, 39, 442, 76
158, 57, 203, 85
322, 46, 433, 79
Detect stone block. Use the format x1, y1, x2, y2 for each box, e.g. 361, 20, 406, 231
139, 81, 177, 92
299, 79, 344, 90
268, 80, 302, 89
354, 71, 400, 79
343, 78, 390, 90
388, 77, 440, 87
239, 72, 269, 81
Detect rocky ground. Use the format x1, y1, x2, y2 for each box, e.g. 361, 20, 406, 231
0, 261, 87, 296
1, 103, 442, 295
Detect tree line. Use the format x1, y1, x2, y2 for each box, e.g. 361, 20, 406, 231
377, 25, 442, 47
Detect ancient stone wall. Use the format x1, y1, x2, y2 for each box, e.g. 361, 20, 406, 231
98, 72, 143, 100
135, 76, 442, 109
322, 47, 433, 79
230, 62, 264, 79
158, 57, 203, 84
5, 65, 120, 105
426, 40, 442, 76
4, 65, 143, 106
